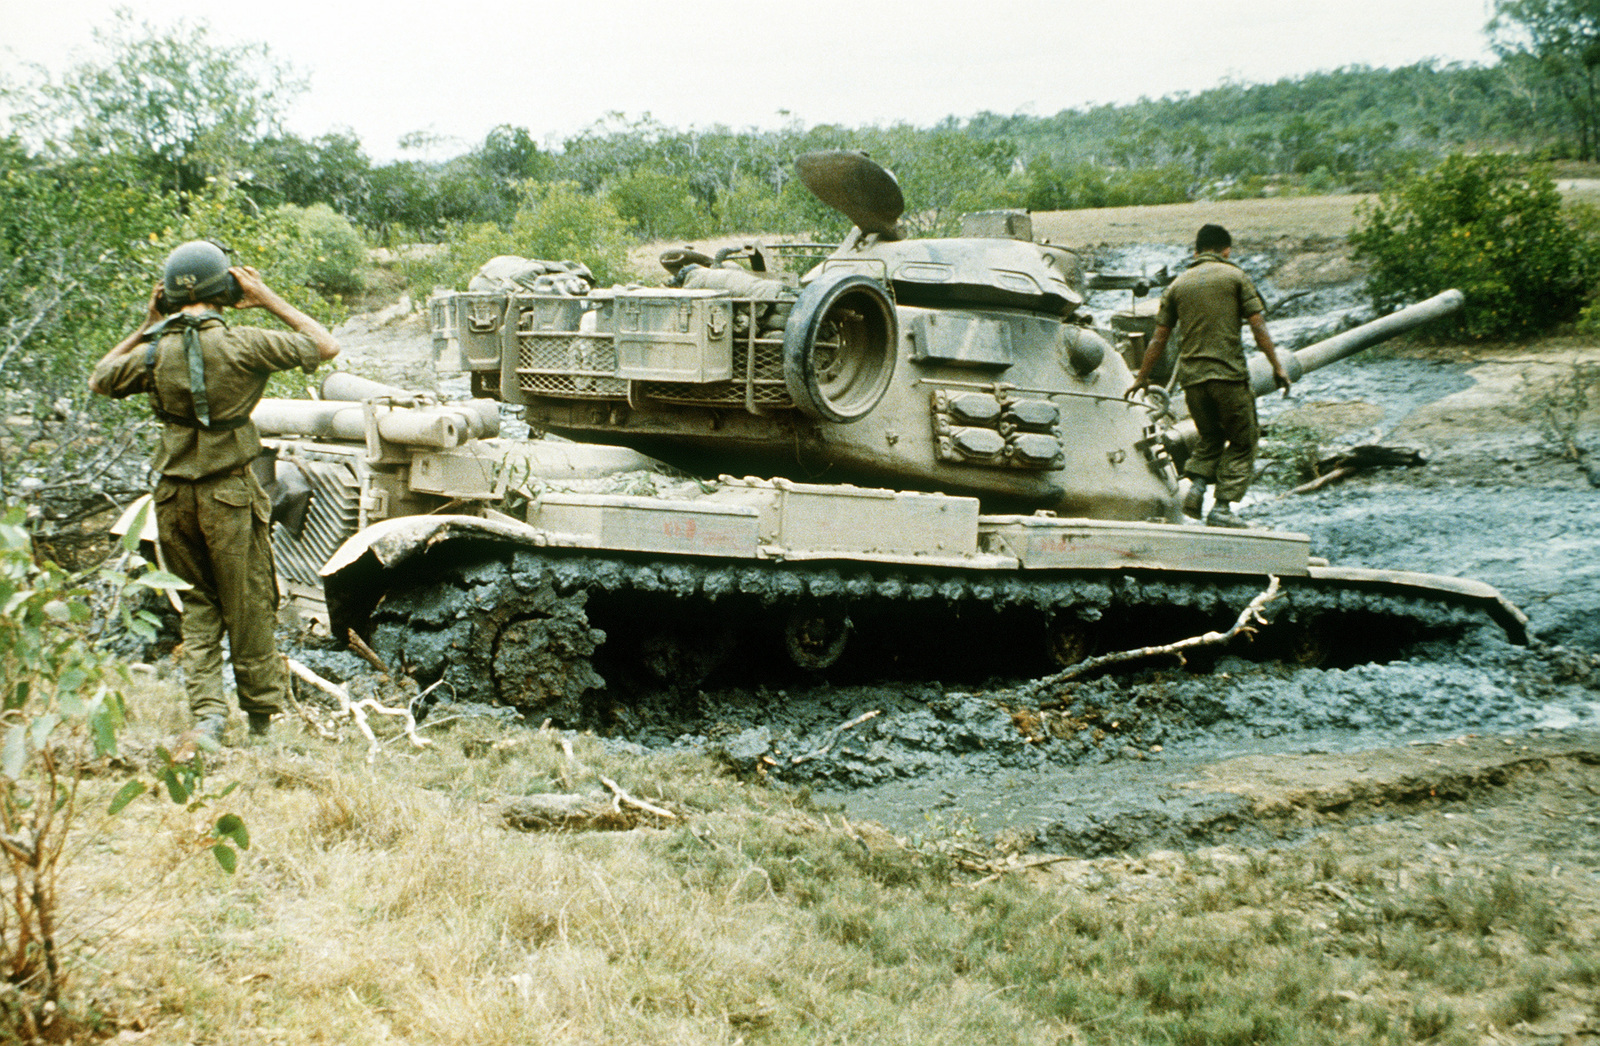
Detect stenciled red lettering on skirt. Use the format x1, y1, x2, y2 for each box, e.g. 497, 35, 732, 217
662, 517, 698, 541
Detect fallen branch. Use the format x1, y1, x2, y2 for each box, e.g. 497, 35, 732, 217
790, 710, 882, 765
286, 657, 433, 762
345, 629, 392, 679
1286, 465, 1355, 496
1284, 444, 1427, 497
599, 775, 678, 820
968, 853, 1082, 887
501, 791, 633, 832
1035, 577, 1281, 708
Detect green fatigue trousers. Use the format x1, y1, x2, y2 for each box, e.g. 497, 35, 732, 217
154, 471, 288, 720
1182, 379, 1259, 504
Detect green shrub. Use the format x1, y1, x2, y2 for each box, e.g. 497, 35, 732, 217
606, 170, 701, 241
413, 181, 635, 297
1350, 155, 1597, 340
0, 508, 243, 1038
507, 181, 631, 285
275, 202, 368, 298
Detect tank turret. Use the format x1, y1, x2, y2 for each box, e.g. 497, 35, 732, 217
433, 151, 1460, 524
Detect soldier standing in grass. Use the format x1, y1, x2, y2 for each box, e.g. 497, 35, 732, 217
1126, 223, 1293, 528
90, 241, 340, 741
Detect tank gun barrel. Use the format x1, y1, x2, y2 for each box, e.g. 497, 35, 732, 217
1166, 290, 1463, 452
251, 391, 500, 448
1246, 289, 1464, 397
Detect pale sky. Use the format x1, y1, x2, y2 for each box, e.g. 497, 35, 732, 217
0, 0, 1500, 160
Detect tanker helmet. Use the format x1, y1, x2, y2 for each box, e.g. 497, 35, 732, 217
161, 239, 242, 308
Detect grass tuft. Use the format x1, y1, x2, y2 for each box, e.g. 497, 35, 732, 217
33, 679, 1600, 1045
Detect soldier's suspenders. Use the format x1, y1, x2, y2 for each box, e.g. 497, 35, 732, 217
142, 312, 252, 432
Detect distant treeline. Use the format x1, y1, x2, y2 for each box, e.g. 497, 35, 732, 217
2, 9, 1587, 253
245, 61, 1553, 243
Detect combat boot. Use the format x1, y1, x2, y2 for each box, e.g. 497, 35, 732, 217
1206, 503, 1249, 529
1181, 479, 1207, 519
247, 712, 272, 739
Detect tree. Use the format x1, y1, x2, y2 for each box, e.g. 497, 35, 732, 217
0, 131, 339, 558
13, 10, 304, 196
1491, 0, 1600, 159
478, 124, 546, 183
1350, 155, 1598, 339
607, 170, 700, 240
252, 131, 373, 217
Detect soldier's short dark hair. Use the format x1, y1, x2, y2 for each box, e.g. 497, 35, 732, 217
1196, 224, 1232, 253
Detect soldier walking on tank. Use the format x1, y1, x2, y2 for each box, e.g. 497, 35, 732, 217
90, 241, 340, 741
1126, 224, 1292, 528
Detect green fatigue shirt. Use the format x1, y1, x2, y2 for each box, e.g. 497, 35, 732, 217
92, 315, 321, 479
1154, 252, 1266, 388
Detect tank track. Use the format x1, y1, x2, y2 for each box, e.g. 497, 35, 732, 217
356, 542, 1502, 726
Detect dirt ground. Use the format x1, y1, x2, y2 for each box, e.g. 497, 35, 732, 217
344, 213, 1600, 1039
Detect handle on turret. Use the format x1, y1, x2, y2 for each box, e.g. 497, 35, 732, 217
1245, 289, 1464, 397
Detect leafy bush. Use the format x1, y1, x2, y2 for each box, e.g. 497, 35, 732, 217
0, 508, 244, 1037
606, 170, 702, 241
507, 181, 632, 285
414, 181, 634, 296
275, 202, 368, 298
1350, 155, 1599, 340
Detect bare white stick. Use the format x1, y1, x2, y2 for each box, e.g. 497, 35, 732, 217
1038, 577, 1281, 707
599, 776, 678, 820
791, 709, 882, 764
286, 657, 433, 762
968, 854, 1081, 887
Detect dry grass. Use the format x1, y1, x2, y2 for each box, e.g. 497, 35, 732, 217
32, 676, 1598, 1044
1033, 195, 1377, 249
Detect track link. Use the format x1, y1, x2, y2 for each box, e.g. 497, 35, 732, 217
355, 541, 1507, 726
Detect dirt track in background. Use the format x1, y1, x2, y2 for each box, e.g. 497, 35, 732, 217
1034, 195, 1375, 247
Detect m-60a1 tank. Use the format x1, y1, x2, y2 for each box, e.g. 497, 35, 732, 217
230, 151, 1526, 725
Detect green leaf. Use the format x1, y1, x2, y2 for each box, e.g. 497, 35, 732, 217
7, 680, 28, 711
132, 570, 191, 592
121, 499, 152, 553
91, 709, 119, 757
1, 725, 27, 780
58, 690, 86, 716
108, 780, 146, 814
30, 713, 60, 750
211, 843, 238, 874
160, 767, 189, 804
215, 813, 250, 850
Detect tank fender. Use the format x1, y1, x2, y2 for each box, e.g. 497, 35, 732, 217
319, 513, 555, 644
319, 513, 549, 581
1305, 564, 1531, 645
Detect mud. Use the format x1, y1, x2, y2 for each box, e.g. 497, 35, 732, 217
323, 246, 1600, 858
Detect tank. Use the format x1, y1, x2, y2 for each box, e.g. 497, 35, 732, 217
169, 151, 1526, 725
